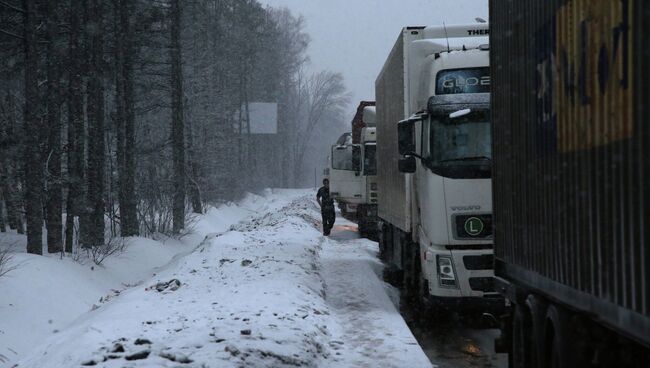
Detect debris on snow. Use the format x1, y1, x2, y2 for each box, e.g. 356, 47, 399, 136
149, 278, 181, 292
134, 338, 152, 345
110, 342, 125, 353
159, 350, 193, 364
124, 349, 150, 360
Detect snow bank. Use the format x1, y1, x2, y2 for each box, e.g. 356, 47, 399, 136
8, 190, 432, 367
0, 192, 275, 367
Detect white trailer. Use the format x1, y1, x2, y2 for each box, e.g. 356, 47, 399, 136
376, 25, 502, 312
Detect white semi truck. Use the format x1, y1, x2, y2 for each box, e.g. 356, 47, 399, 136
355, 106, 378, 238
329, 132, 362, 219
376, 24, 502, 312
328, 102, 379, 238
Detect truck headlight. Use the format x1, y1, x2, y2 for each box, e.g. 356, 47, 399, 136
437, 255, 458, 288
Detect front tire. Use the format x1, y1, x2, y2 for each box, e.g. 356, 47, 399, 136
401, 238, 419, 302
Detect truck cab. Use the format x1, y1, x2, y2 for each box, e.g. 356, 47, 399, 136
402, 50, 495, 302
357, 117, 379, 237
329, 133, 363, 219
328, 103, 380, 238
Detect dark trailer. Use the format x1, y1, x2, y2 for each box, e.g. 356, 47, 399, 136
490, 0, 649, 366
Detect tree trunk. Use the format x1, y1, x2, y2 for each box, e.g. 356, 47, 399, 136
84, 0, 105, 247
186, 145, 202, 214
2, 170, 23, 234
0, 187, 6, 232
170, 0, 185, 233
65, 0, 86, 253
186, 113, 202, 214
1, 93, 21, 233
115, 0, 138, 236
23, 0, 44, 255
45, 0, 63, 253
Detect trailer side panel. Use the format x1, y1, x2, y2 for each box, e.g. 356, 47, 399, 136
490, 0, 649, 345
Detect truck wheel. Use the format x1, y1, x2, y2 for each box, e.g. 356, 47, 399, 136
401, 239, 419, 302
543, 304, 575, 368
358, 220, 367, 238
512, 304, 532, 368
526, 295, 547, 368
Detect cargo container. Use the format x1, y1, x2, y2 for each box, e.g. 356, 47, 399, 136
490, 0, 650, 366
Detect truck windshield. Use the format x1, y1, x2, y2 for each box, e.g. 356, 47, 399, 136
331, 145, 354, 171
426, 109, 491, 178
363, 143, 377, 176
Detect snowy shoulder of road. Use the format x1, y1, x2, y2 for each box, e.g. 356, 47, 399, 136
5, 189, 432, 368
0, 192, 265, 367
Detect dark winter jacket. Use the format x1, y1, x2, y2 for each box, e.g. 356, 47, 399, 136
317, 186, 335, 211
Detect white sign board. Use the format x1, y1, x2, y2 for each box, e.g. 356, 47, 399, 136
239, 102, 278, 134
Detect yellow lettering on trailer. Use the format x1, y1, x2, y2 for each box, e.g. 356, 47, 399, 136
553, 0, 634, 152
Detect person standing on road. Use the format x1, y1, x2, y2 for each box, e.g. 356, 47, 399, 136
317, 179, 336, 236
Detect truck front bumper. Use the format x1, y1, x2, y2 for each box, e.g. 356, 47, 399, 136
357, 204, 379, 236
425, 294, 506, 314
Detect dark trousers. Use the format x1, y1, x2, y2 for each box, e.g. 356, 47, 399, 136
321, 208, 335, 235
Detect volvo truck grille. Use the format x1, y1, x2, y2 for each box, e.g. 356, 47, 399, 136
468, 277, 495, 293
463, 255, 494, 270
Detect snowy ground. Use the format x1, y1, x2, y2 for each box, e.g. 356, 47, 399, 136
1, 189, 432, 367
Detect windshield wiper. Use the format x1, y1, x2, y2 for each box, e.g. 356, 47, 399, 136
438, 156, 492, 164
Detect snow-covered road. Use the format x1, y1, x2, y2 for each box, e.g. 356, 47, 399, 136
14, 190, 431, 367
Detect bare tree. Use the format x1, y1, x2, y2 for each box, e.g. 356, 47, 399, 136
65, 0, 86, 253
170, 0, 185, 234
45, 0, 63, 253
0, 93, 23, 234
115, 0, 138, 236
83, 0, 106, 248
290, 71, 349, 185
22, 0, 44, 255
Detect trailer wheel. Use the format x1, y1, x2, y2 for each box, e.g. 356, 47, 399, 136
543, 304, 574, 368
526, 295, 547, 368
512, 304, 532, 368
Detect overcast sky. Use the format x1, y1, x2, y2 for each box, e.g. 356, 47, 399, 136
258, 0, 489, 114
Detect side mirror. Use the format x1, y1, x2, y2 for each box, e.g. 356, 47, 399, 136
398, 156, 416, 173
398, 120, 415, 156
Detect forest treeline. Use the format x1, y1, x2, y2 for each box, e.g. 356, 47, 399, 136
0, 0, 350, 255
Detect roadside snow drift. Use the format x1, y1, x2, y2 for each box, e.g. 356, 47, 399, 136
0, 192, 269, 366
11, 190, 431, 367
